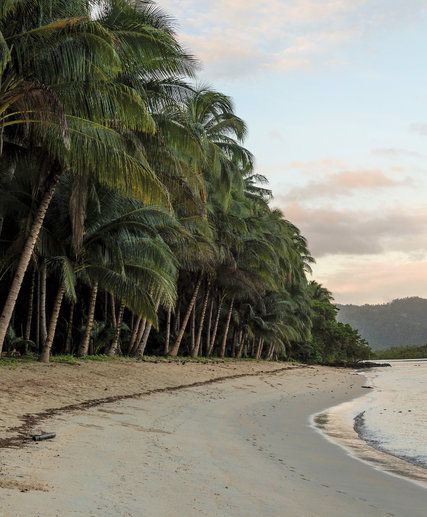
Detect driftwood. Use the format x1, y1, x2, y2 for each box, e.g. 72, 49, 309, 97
32, 432, 56, 442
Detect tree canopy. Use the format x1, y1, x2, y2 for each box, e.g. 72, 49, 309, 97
0, 0, 370, 364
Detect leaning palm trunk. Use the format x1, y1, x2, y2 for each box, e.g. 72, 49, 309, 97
207, 300, 221, 356
128, 316, 141, 354
164, 308, 171, 355
134, 299, 160, 357
24, 269, 36, 341
192, 285, 210, 358
169, 276, 202, 357
39, 284, 65, 363
255, 337, 264, 360
129, 318, 146, 356
134, 322, 152, 357
236, 330, 245, 359
40, 260, 48, 346
267, 343, 274, 360
78, 281, 98, 356
0, 172, 60, 353
108, 302, 124, 356
219, 296, 234, 358
190, 303, 196, 353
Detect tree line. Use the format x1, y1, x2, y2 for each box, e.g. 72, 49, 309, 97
0, 0, 370, 364
337, 297, 427, 349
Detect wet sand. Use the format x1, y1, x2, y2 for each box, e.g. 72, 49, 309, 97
1, 365, 426, 516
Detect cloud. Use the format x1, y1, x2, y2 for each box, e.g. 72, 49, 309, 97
179, 33, 263, 79
268, 30, 357, 72
410, 123, 427, 135
371, 148, 423, 158
159, 0, 427, 78
283, 169, 409, 201
315, 255, 427, 304
280, 203, 427, 257
286, 158, 348, 174
269, 129, 286, 143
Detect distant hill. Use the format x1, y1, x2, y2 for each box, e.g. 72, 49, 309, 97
336, 297, 427, 350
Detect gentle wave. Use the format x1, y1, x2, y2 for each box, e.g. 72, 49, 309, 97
311, 361, 427, 488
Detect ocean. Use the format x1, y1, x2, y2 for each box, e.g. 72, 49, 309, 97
313, 360, 427, 487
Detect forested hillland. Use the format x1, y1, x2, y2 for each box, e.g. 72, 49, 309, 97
337, 297, 427, 350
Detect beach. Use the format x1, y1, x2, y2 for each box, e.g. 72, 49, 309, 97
1, 362, 426, 516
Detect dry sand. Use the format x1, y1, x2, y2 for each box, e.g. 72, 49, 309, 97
0, 359, 290, 444
0, 362, 426, 516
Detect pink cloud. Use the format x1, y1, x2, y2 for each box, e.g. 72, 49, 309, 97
282, 169, 410, 201
279, 202, 427, 257
317, 258, 427, 304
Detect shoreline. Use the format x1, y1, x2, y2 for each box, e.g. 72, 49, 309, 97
312, 365, 427, 490
354, 409, 427, 472
1, 364, 426, 516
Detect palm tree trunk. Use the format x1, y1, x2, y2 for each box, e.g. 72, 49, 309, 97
219, 296, 234, 358
39, 284, 65, 363
36, 272, 40, 350
192, 285, 210, 357
236, 329, 245, 359
129, 318, 146, 356
255, 337, 264, 360
65, 302, 75, 354
134, 299, 160, 358
169, 276, 202, 357
164, 308, 171, 355
108, 302, 124, 356
190, 302, 196, 354
128, 316, 141, 355
78, 281, 98, 357
206, 298, 213, 356
0, 172, 59, 353
174, 305, 180, 334
134, 322, 152, 358
24, 269, 36, 342
207, 299, 222, 356
40, 260, 48, 346
267, 343, 274, 360
110, 294, 117, 328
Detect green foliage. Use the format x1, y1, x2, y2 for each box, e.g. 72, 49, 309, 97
289, 282, 372, 364
0, 0, 365, 365
373, 344, 427, 360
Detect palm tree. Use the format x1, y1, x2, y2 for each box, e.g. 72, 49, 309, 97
0, 0, 194, 352
0, 1, 359, 365
35, 180, 179, 361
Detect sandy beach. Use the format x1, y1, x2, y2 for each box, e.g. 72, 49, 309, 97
1, 363, 426, 516
0, 359, 291, 445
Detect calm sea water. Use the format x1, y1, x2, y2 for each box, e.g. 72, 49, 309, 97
357, 360, 427, 468
313, 360, 427, 486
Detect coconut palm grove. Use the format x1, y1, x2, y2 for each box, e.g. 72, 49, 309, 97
0, 0, 370, 364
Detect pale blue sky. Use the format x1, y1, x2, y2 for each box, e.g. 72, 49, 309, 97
159, 0, 427, 303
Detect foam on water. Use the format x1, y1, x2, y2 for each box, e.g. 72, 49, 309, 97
311, 360, 427, 488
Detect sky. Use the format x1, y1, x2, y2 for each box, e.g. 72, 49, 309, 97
158, 0, 427, 305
